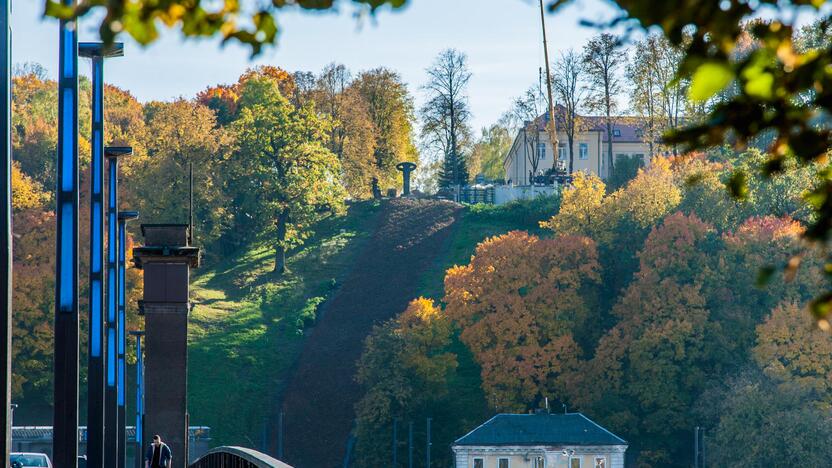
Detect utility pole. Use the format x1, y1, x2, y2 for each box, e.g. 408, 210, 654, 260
538, 0, 559, 159
277, 411, 284, 460
694, 426, 699, 468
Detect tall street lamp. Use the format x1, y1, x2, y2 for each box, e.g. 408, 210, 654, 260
129, 330, 145, 468
104, 146, 131, 467
54, 0, 80, 466
118, 210, 138, 467
78, 41, 123, 468
0, 0, 12, 465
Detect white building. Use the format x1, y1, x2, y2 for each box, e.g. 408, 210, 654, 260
452, 412, 627, 468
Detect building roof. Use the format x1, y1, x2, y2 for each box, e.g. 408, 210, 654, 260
453, 412, 627, 447
531, 109, 648, 143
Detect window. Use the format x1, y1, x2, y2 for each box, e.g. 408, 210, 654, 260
534, 456, 545, 468
595, 457, 606, 468
538, 142, 546, 160
613, 129, 621, 137
579, 143, 589, 160
570, 457, 581, 468
558, 144, 566, 161
499, 458, 510, 468
473, 459, 484, 468
634, 153, 645, 162
615, 153, 628, 161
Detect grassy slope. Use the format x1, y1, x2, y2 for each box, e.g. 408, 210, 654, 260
187, 201, 382, 447
186, 196, 559, 451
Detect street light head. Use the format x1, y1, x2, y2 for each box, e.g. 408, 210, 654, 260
128, 330, 145, 337
79, 42, 124, 58
118, 211, 139, 222
105, 146, 133, 158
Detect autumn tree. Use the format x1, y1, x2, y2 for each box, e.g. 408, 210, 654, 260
444, 231, 600, 410
753, 302, 832, 398
582, 34, 624, 174
354, 298, 457, 468
231, 76, 346, 274
576, 213, 718, 465
421, 49, 473, 190
128, 99, 232, 250
552, 50, 586, 174
311, 64, 377, 197
351, 68, 418, 190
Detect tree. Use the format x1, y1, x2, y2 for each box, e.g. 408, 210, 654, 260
351, 68, 419, 190
310, 64, 378, 197
627, 37, 662, 157
444, 231, 600, 410
420, 49, 472, 190
507, 86, 547, 184
553, 50, 586, 174
582, 34, 624, 174
354, 297, 457, 468
128, 99, 232, 250
707, 372, 832, 467
468, 124, 512, 181
539, 171, 606, 239
231, 76, 346, 274
575, 213, 718, 465
753, 302, 832, 397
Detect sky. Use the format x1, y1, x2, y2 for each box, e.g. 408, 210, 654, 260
11, 0, 627, 132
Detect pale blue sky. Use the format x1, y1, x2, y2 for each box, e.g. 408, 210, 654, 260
12, 0, 631, 131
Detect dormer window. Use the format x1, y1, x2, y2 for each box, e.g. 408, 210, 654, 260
613, 129, 622, 137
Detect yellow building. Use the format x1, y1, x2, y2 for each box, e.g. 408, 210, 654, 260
503, 110, 653, 184
452, 412, 627, 468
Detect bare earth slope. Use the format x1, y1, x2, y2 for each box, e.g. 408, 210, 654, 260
280, 198, 461, 468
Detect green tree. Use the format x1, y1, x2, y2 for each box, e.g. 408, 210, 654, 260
231, 76, 347, 274
468, 124, 512, 181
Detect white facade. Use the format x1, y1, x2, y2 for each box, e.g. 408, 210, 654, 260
452, 444, 627, 468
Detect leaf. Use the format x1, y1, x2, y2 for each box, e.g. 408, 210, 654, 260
756, 266, 775, 287
688, 61, 734, 102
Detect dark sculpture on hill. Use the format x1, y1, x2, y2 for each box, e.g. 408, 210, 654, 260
396, 162, 417, 196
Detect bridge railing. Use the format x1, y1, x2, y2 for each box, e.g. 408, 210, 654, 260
188, 446, 293, 468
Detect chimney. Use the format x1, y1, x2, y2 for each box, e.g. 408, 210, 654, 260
133, 224, 200, 467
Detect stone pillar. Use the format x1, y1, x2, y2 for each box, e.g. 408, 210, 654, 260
133, 224, 200, 468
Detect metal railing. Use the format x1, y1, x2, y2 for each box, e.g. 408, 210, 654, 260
189, 446, 292, 468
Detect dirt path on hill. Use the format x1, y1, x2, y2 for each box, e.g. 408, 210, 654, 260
278, 198, 461, 468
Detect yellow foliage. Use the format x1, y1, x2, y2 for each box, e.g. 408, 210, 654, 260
540, 171, 606, 237
11, 162, 48, 211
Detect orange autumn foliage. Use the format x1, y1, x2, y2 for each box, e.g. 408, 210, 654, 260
443, 230, 600, 410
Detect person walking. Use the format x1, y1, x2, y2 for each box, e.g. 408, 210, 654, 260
145, 435, 172, 468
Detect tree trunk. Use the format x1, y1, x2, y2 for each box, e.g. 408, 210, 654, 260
273, 210, 289, 275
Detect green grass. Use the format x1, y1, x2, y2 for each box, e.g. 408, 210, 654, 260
187, 201, 382, 446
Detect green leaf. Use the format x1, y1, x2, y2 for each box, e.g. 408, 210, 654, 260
688, 61, 734, 102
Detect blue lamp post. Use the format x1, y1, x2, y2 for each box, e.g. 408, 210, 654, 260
118, 210, 138, 467
0, 0, 11, 464
104, 146, 131, 466
78, 41, 123, 468
129, 329, 145, 468
54, 0, 80, 466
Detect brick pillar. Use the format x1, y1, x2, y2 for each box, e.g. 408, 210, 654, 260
133, 225, 199, 468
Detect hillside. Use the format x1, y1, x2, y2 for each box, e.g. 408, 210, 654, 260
186, 196, 559, 464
